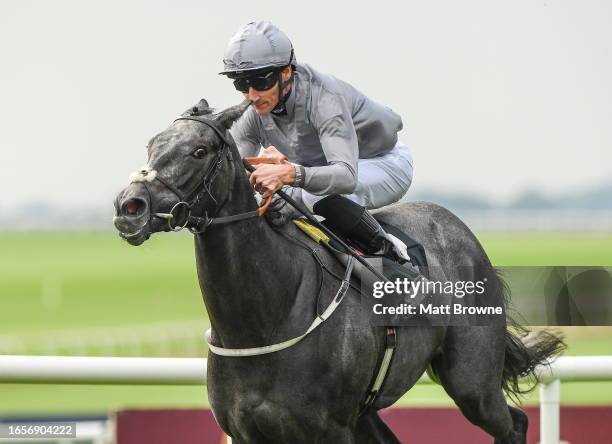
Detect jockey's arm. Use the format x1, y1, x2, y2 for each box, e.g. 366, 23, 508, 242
300, 93, 359, 195
301, 161, 357, 195
236, 93, 360, 199
248, 118, 359, 198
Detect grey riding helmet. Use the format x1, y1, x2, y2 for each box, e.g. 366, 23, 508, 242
220, 21, 296, 78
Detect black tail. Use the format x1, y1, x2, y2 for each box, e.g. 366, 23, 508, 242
496, 271, 566, 402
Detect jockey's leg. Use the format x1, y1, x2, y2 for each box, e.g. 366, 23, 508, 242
311, 194, 412, 265
312, 141, 414, 259
298, 140, 414, 211
313, 193, 388, 255
346, 140, 413, 209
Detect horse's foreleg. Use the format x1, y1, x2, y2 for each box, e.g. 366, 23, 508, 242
354, 411, 401, 444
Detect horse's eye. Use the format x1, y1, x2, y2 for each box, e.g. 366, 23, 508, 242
192, 148, 206, 159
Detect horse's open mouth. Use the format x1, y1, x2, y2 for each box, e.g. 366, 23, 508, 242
118, 225, 151, 246
119, 223, 151, 245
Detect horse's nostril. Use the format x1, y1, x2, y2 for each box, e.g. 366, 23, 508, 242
122, 198, 146, 216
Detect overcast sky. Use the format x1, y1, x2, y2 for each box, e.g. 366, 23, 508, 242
1, 1, 610, 208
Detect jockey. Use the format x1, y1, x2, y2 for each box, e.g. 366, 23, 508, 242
220, 21, 414, 260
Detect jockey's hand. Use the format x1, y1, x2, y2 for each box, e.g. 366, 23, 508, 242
249, 163, 296, 199
260, 146, 288, 164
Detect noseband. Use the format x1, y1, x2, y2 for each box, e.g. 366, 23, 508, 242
145, 116, 270, 234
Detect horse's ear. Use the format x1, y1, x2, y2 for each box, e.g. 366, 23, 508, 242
181, 98, 212, 117
212, 100, 251, 131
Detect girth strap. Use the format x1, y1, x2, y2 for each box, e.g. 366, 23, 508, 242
360, 327, 397, 415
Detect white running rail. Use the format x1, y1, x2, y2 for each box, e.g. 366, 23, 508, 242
0, 355, 207, 385
1, 355, 611, 444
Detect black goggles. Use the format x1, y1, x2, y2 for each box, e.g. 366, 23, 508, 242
232, 69, 279, 93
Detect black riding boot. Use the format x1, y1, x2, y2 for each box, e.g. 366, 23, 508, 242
313, 195, 390, 256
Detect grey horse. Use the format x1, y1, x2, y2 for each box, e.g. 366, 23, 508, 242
113, 99, 564, 443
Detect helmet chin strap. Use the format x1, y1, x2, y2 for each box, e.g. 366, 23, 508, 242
271, 69, 293, 116
271, 49, 295, 116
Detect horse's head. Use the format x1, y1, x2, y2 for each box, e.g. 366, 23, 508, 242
113, 99, 251, 245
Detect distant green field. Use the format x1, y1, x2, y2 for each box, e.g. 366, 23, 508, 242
1, 231, 611, 414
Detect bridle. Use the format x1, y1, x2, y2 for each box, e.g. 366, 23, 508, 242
147, 115, 271, 235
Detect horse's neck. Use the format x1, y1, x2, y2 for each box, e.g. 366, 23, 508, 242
194, 166, 300, 347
